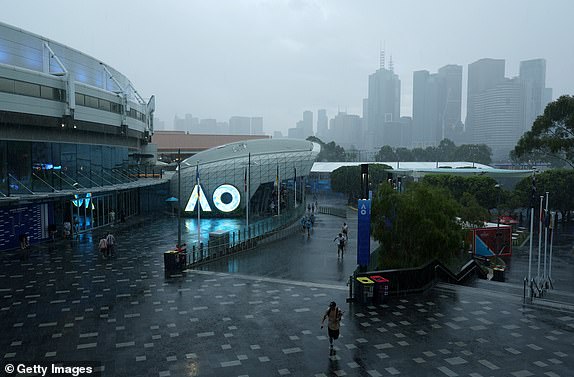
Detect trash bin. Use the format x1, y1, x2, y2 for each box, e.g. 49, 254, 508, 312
355, 276, 374, 305
164, 250, 178, 273
492, 267, 505, 282
370, 275, 389, 305
164, 250, 186, 274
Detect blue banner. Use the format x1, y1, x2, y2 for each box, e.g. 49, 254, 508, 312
357, 199, 371, 267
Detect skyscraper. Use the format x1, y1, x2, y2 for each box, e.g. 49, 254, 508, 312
474, 78, 522, 161
367, 66, 401, 131
437, 65, 463, 142
316, 109, 328, 139
412, 70, 440, 147
466, 58, 505, 141
302, 110, 313, 137
365, 57, 401, 150
412, 65, 462, 147
520, 58, 547, 133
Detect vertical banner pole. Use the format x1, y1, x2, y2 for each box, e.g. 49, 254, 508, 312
537, 195, 543, 284
196, 163, 201, 258
542, 191, 549, 280
528, 207, 534, 284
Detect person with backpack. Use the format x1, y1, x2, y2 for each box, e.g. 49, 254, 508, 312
334, 233, 346, 258
321, 301, 343, 353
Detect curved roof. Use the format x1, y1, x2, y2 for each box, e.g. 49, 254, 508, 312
311, 161, 533, 179
181, 138, 320, 169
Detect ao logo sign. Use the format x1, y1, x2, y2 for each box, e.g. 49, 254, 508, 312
184, 184, 241, 213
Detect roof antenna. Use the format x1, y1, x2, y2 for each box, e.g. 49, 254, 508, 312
380, 42, 386, 69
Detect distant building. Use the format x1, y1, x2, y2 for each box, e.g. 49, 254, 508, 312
316, 109, 328, 139
229, 116, 251, 134
154, 117, 166, 131
198, 118, 217, 134
474, 77, 522, 161
466, 57, 552, 161
287, 127, 305, 139
366, 66, 401, 131
365, 57, 401, 150
302, 110, 313, 137
438, 65, 463, 143
329, 112, 362, 148
412, 64, 462, 147
520, 59, 550, 133
251, 117, 264, 134
466, 58, 506, 143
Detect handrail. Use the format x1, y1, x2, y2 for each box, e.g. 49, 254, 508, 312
90, 169, 115, 186
76, 170, 102, 187
32, 172, 57, 192
8, 174, 35, 194
54, 170, 85, 189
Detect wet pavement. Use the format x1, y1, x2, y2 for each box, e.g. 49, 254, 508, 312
0, 211, 573, 377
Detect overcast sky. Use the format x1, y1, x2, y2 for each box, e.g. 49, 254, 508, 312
2, 0, 573, 134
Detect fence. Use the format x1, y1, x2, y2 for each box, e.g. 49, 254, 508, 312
317, 205, 347, 218
186, 205, 306, 267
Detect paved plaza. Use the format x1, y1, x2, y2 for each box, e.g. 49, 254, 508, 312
1, 212, 573, 377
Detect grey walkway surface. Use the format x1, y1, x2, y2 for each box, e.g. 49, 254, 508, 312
0, 210, 573, 377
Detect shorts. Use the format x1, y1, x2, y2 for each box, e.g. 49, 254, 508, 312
328, 328, 340, 340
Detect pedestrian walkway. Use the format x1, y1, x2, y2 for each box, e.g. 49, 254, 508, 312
0, 212, 572, 376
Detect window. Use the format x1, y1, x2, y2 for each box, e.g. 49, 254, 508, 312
99, 99, 111, 111
40, 86, 64, 101
75, 93, 85, 106
0, 77, 14, 93
85, 95, 99, 108
14, 81, 40, 97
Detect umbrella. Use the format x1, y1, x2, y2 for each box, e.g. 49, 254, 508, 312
165, 197, 178, 202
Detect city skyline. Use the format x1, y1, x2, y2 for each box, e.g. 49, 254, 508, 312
2, 0, 572, 134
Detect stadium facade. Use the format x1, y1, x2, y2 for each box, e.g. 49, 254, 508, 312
0, 22, 166, 251
171, 139, 320, 217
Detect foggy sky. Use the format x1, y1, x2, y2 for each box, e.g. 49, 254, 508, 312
2, 0, 573, 134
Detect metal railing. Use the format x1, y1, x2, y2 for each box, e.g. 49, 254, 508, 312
185, 205, 306, 267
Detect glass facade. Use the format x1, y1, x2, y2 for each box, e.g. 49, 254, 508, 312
0, 141, 129, 195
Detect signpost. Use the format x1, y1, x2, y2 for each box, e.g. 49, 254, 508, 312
357, 199, 371, 268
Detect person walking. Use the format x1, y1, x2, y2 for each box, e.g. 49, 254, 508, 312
342, 222, 348, 237
106, 233, 116, 257
334, 233, 345, 258
98, 236, 108, 259
321, 301, 343, 353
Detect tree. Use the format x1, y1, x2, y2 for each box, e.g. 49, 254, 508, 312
514, 95, 574, 168
330, 164, 392, 202
375, 145, 396, 162
371, 183, 464, 268
307, 136, 347, 162
437, 139, 457, 161
453, 144, 492, 165
395, 147, 414, 162
513, 169, 574, 221
421, 175, 500, 210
